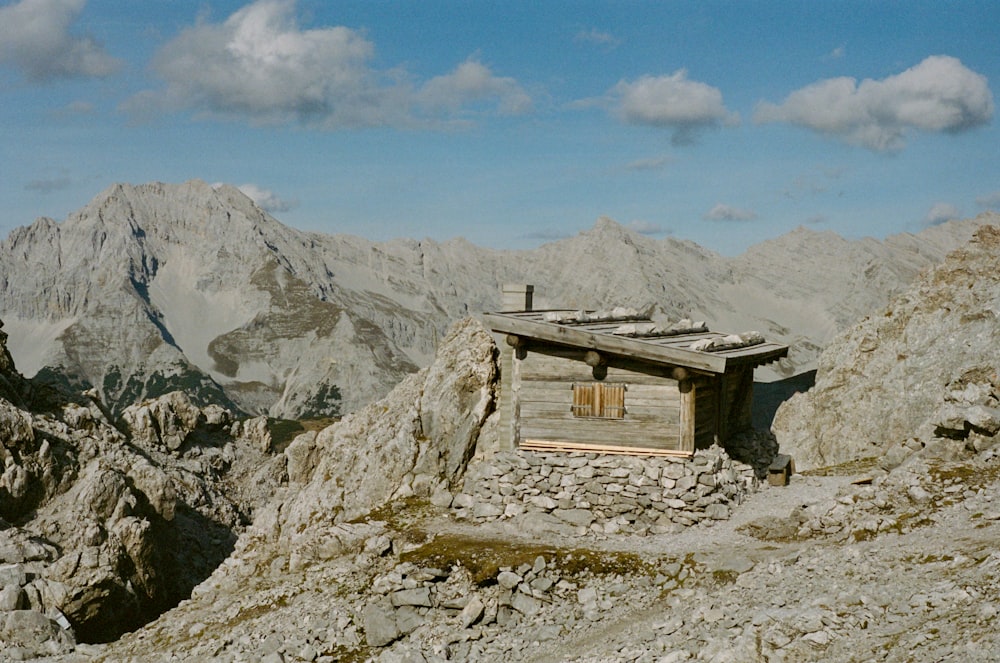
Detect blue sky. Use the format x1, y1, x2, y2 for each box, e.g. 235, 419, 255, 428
1, 0, 997, 255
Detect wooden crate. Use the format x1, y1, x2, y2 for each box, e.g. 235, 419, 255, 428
768, 454, 794, 487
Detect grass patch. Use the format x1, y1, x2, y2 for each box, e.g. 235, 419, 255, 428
399, 533, 663, 586
710, 569, 740, 586
350, 496, 436, 541
801, 456, 880, 477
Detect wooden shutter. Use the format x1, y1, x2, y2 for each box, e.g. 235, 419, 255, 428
572, 383, 625, 419
601, 383, 625, 418
572, 383, 596, 416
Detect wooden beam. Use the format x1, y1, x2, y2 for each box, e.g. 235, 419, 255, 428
505, 334, 525, 348
521, 439, 693, 458
679, 380, 696, 453
584, 350, 605, 367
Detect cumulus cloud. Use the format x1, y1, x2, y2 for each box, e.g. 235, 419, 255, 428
0, 0, 121, 81
923, 202, 961, 227
703, 203, 757, 222
417, 57, 532, 115
754, 55, 994, 152
976, 191, 1000, 209
123, 0, 530, 128
237, 183, 299, 213
611, 70, 739, 145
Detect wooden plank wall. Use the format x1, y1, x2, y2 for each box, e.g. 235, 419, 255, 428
516, 346, 684, 452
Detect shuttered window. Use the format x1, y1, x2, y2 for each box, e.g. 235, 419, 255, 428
571, 383, 626, 419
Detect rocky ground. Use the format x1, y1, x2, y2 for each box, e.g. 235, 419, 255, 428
33, 439, 1000, 663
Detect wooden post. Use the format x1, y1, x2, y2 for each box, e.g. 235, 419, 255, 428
510, 348, 522, 448
502, 284, 534, 312
679, 379, 695, 453
496, 343, 514, 451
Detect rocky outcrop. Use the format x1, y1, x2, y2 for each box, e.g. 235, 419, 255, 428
773, 225, 1000, 470
121, 390, 232, 452
235, 317, 497, 573
0, 321, 287, 649
2, 180, 992, 420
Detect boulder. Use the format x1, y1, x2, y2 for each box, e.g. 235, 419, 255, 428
774, 226, 1000, 470
0, 610, 75, 657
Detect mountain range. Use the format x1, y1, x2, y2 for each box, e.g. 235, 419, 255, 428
1, 179, 994, 418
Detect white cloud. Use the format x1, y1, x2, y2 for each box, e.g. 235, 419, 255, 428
417, 57, 532, 116
754, 55, 994, 152
703, 203, 757, 222
976, 191, 1000, 209
236, 184, 299, 213
826, 45, 846, 60
611, 70, 739, 145
575, 28, 620, 49
0, 0, 122, 81
123, 0, 530, 129
626, 220, 670, 235
923, 202, 961, 227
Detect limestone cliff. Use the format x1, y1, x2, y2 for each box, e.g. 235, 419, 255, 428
773, 225, 1000, 470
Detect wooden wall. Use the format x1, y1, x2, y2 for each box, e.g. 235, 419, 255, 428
495, 340, 757, 456
514, 345, 687, 453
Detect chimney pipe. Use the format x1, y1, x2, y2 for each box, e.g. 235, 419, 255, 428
502, 284, 534, 312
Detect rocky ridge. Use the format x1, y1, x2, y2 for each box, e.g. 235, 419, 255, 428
773, 224, 1000, 471
2, 180, 993, 420
0, 319, 286, 657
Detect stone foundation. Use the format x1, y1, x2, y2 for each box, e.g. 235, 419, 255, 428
452, 446, 760, 536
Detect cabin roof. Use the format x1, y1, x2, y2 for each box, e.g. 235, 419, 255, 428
484, 309, 789, 374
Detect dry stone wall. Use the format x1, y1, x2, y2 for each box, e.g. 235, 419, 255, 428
452, 446, 759, 535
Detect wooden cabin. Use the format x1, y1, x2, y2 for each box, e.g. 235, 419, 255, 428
485, 285, 788, 458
